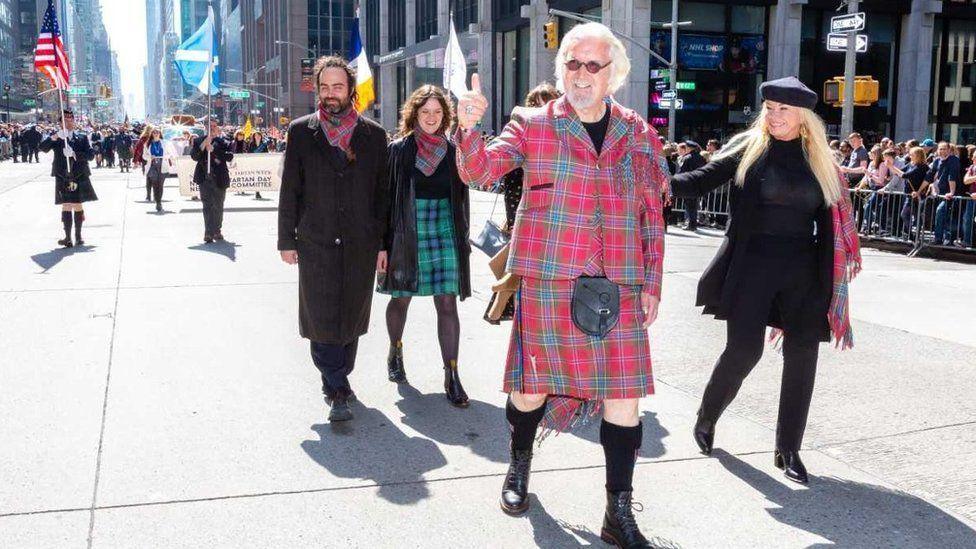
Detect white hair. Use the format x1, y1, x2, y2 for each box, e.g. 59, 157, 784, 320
554, 22, 631, 95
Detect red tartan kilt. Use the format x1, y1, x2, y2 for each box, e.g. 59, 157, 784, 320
503, 276, 654, 400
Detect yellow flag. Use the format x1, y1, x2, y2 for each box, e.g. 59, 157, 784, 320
242, 117, 254, 140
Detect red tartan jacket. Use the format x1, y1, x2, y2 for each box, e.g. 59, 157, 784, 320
453, 96, 668, 296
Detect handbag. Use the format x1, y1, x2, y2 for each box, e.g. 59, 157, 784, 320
470, 193, 510, 257
571, 276, 620, 338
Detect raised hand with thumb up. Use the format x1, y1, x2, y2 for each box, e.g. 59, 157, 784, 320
457, 73, 489, 131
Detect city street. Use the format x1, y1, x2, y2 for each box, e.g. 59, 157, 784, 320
1, 154, 975, 548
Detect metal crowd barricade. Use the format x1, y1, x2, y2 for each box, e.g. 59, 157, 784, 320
850, 188, 976, 256
670, 182, 732, 229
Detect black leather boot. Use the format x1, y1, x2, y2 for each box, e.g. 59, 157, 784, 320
444, 360, 469, 408
500, 447, 532, 516
774, 449, 809, 484
693, 415, 715, 456
387, 342, 406, 383
601, 490, 653, 548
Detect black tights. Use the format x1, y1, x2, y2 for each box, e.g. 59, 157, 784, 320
386, 295, 459, 364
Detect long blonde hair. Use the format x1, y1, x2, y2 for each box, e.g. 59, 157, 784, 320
713, 102, 843, 205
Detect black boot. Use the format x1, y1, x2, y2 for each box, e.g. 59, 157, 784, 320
58, 211, 73, 247
774, 449, 809, 484
387, 341, 407, 383
73, 210, 85, 246
693, 415, 715, 456
443, 360, 469, 407
601, 490, 653, 548
500, 446, 533, 516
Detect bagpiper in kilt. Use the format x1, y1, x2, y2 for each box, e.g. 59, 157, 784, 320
454, 22, 667, 548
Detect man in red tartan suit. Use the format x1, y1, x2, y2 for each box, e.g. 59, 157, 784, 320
454, 22, 667, 548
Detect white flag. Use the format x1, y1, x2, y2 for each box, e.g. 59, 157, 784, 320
443, 18, 468, 98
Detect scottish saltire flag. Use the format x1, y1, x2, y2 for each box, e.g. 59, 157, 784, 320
349, 12, 374, 113
174, 6, 220, 95
34, 0, 70, 89
443, 16, 468, 98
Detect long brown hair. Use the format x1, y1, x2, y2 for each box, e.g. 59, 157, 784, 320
524, 83, 561, 108
397, 85, 454, 138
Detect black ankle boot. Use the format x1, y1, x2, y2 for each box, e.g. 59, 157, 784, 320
500, 447, 532, 516
601, 490, 653, 548
693, 415, 715, 456
774, 449, 809, 484
387, 342, 406, 383
443, 360, 469, 407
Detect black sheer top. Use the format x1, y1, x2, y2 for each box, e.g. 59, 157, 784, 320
757, 137, 824, 238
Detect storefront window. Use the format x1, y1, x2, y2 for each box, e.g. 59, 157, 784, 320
932, 19, 976, 143
500, 27, 531, 119
731, 5, 765, 35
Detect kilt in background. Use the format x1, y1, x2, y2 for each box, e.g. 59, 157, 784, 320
504, 275, 654, 436
382, 198, 460, 298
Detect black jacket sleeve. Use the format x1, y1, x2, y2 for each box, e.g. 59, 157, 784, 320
190, 136, 205, 162
74, 135, 94, 162
39, 134, 61, 153
670, 154, 739, 198
277, 124, 303, 251
381, 140, 400, 252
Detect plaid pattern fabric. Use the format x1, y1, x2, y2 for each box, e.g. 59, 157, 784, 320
414, 129, 447, 176
383, 198, 459, 297
318, 104, 358, 154
505, 274, 653, 436
453, 96, 667, 296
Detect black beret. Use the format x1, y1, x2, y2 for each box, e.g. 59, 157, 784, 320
760, 76, 818, 110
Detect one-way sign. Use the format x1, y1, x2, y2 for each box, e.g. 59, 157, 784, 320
827, 33, 868, 53
831, 12, 866, 33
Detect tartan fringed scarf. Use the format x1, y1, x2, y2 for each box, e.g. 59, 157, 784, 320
537, 398, 602, 442
769, 172, 862, 350
318, 103, 358, 155
414, 129, 447, 176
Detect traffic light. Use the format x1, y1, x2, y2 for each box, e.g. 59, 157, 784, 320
543, 21, 558, 50
105, 86, 112, 98
823, 76, 879, 107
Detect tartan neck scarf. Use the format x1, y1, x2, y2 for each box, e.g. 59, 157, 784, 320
414, 129, 447, 176
318, 103, 358, 155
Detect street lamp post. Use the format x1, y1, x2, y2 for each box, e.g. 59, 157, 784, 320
3, 83, 10, 123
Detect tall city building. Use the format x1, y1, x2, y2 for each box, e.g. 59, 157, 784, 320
144, 0, 184, 120
220, 0, 243, 123
0, 0, 20, 120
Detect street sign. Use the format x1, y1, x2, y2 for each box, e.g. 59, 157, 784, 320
23, 99, 36, 106
650, 69, 671, 80
827, 33, 868, 53
95, 99, 110, 107
255, 101, 266, 107
68, 86, 88, 96
676, 81, 697, 91
659, 99, 684, 110
662, 90, 677, 100
654, 81, 667, 91
301, 58, 315, 92
831, 12, 865, 33
228, 90, 250, 99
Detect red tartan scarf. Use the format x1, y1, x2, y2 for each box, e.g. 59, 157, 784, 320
770, 171, 862, 350
318, 103, 358, 155
414, 129, 447, 176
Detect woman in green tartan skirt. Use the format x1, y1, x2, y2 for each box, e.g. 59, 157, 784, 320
378, 85, 472, 407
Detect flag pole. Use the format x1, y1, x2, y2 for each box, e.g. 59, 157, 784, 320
206, 1, 213, 176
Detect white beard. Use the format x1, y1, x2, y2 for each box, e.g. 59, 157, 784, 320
567, 89, 600, 110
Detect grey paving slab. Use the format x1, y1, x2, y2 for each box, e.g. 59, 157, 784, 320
0, 290, 115, 514
88, 452, 976, 549
0, 511, 89, 549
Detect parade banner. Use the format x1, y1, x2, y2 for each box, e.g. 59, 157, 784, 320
177, 153, 283, 196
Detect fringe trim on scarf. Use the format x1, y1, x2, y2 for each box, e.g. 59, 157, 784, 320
537, 397, 602, 443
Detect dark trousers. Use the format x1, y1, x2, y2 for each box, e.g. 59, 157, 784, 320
684, 198, 699, 228
310, 339, 359, 397
31, 146, 39, 163
698, 240, 821, 452
21, 147, 29, 163
199, 183, 226, 236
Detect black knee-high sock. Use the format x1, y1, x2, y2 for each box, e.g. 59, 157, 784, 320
507, 398, 547, 452
73, 210, 84, 240
601, 420, 643, 492
61, 211, 72, 239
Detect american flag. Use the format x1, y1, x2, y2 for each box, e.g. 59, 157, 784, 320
34, 0, 71, 90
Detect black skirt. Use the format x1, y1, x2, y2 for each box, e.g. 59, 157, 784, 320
55, 176, 98, 204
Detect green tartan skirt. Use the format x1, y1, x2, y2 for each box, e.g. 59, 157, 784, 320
383, 198, 460, 297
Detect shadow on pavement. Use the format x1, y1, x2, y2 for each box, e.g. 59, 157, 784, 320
300, 402, 447, 505
568, 409, 670, 460
527, 495, 682, 549
395, 383, 509, 463
31, 245, 97, 273
714, 450, 976, 548
187, 240, 240, 261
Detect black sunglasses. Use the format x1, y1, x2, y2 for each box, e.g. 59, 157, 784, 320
565, 59, 613, 74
